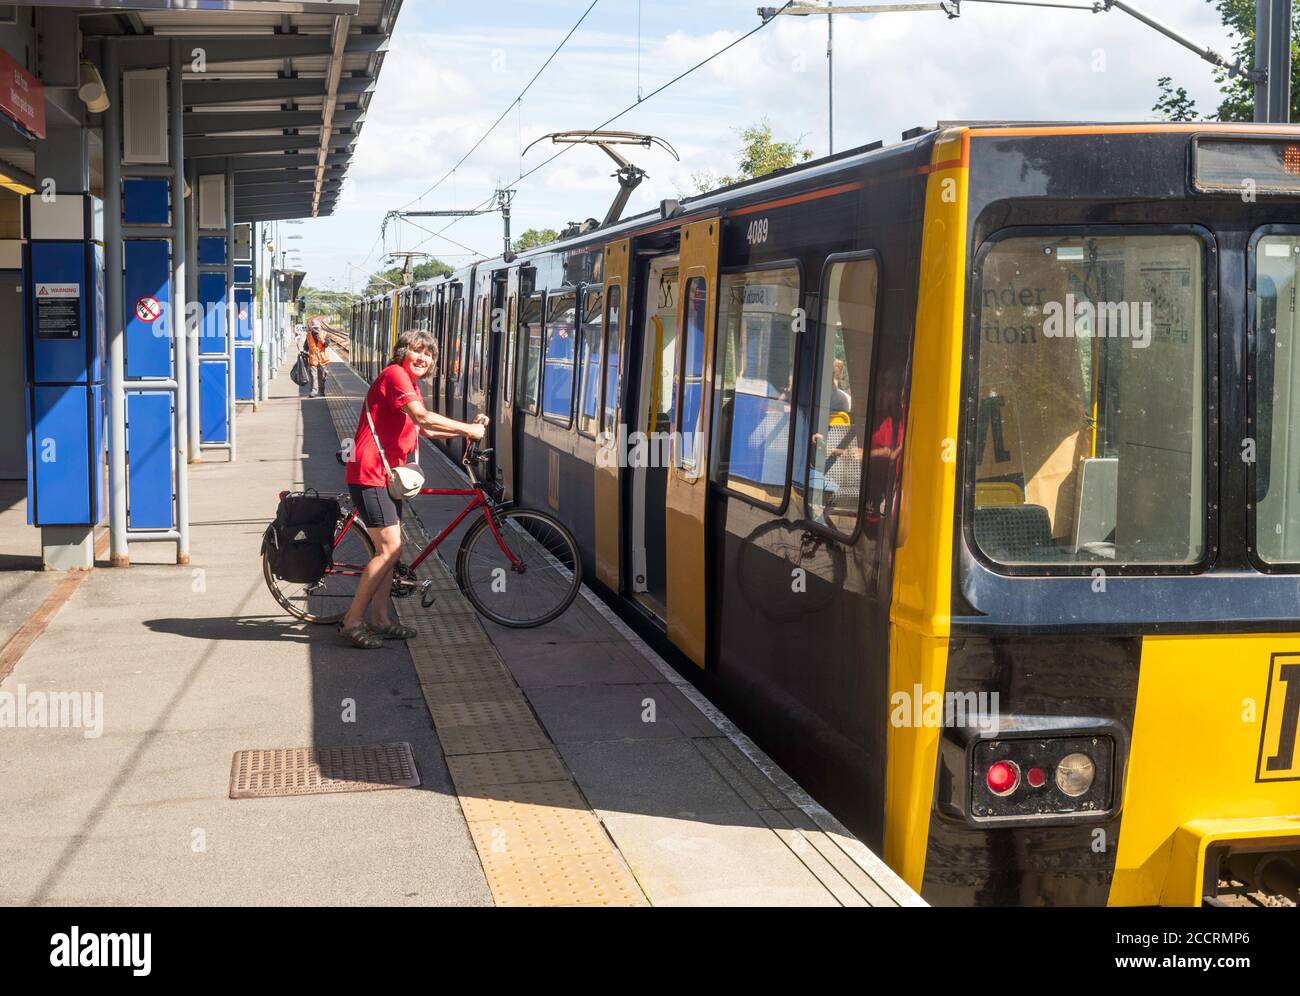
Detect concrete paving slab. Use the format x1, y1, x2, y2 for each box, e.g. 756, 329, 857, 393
523, 683, 698, 743
501, 638, 664, 688
559, 739, 752, 819
598, 811, 842, 907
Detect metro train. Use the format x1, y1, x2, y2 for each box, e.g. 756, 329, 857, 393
351, 123, 1300, 907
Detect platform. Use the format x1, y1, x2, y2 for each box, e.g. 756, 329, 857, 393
0, 356, 921, 907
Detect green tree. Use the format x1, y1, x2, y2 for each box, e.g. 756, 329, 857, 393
1153, 76, 1201, 121
512, 228, 559, 252
1154, 1, 1300, 121
690, 118, 813, 194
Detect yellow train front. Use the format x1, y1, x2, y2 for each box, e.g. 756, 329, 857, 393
349, 123, 1300, 906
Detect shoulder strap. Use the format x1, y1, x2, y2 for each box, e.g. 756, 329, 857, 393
364, 401, 393, 477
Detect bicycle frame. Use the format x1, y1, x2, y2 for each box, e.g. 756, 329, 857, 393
326, 484, 523, 578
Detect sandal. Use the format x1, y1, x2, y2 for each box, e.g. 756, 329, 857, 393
369, 621, 418, 641
337, 622, 383, 649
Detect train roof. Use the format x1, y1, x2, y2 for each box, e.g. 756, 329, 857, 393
372, 118, 1300, 297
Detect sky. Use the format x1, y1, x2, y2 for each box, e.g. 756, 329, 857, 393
294, 0, 1240, 291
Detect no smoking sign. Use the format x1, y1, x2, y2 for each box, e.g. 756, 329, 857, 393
134, 296, 162, 323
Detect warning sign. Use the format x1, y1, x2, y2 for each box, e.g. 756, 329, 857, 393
134, 296, 162, 323
35, 282, 80, 340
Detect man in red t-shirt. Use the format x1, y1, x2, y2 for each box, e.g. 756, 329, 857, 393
339, 329, 488, 649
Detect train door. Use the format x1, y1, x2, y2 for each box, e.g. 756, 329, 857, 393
665, 220, 718, 665
595, 240, 629, 590
628, 252, 680, 621
431, 284, 445, 414
626, 219, 719, 664
483, 268, 507, 483
446, 281, 465, 426
498, 266, 520, 500
465, 267, 492, 464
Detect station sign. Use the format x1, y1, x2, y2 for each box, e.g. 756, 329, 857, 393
135, 295, 162, 324
35, 282, 80, 340
0, 48, 44, 140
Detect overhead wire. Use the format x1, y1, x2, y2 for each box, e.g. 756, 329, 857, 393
401, 2, 794, 259
397, 0, 602, 210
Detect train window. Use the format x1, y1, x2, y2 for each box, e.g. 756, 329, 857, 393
713, 266, 801, 504
450, 296, 464, 382
504, 292, 517, 406
602, 285, 622, 437
542, 291, 577, 424
973, 232, 1206, 568
1253, 232, 1300, 564
807, 257, 877, 534
677, 278, 709, 472
470, 295, 487, 396
577, 287, 603, 437
519, 292, 543, 414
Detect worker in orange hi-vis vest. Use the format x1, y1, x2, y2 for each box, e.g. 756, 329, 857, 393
305, 323, 331, 398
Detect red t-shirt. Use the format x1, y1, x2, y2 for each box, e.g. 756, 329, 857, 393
346, 364, 420, 487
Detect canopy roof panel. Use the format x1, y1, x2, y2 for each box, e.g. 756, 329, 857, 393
78, 0, 402, 221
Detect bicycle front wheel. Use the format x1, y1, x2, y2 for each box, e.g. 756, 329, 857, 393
263, 512, 375, 624
456, 508, 582, 628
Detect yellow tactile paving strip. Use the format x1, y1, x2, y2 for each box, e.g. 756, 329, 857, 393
322, 386, 649, 906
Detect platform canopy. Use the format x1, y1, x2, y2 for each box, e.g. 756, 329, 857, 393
79, 0, 401, 221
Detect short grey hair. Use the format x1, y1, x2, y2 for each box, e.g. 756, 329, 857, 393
390, 328, 438, 368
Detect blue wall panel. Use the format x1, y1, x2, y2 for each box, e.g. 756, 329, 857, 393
28, 241, 92, 384
198, 271, 227, 354
126, 391, 173, 529
198, 236, 226, 265
122, 179, 169, 225
124, 239, 172, 379
233, 265, 252, 284
200, 360, 229, 443
235, 346, 254, 401
233, 287, 252, 341
28, 385, 91, 525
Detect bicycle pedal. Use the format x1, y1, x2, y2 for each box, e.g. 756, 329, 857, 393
420, 580, 437, 609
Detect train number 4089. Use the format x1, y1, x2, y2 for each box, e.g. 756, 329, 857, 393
746, 218, 769, 245
1257, 652, 1300, 781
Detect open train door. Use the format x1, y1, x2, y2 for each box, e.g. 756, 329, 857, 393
665, 218, 718, 667
497, 265, 520, 501
595, 239, 629, 590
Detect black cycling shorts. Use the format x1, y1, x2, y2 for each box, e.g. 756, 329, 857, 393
349, 484, 403, 529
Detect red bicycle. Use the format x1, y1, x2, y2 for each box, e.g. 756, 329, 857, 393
263, 444, 582, 628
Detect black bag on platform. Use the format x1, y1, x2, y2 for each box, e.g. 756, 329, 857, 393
289, 351, 310, 387
263, 491, 340, 584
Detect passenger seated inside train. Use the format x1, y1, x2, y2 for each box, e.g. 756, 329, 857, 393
971, 234, 1206, 567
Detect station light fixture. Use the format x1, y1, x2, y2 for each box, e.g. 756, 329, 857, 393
0, 170, 35, 195
77, 61, 109, 113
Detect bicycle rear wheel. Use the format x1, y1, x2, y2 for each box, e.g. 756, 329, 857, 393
456, 508, 582, 628
263, 512, 375, 624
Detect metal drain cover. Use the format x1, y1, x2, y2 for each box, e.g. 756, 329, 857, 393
229, 742, 420, 799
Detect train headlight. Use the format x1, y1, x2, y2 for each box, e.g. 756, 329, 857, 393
963, 733, 1116, 824
986, 760, 1020, 796
1055, 752, 1096, 797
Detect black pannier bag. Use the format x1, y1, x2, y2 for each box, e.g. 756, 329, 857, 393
264, 491, 340, 584
289, 351, 310, 387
